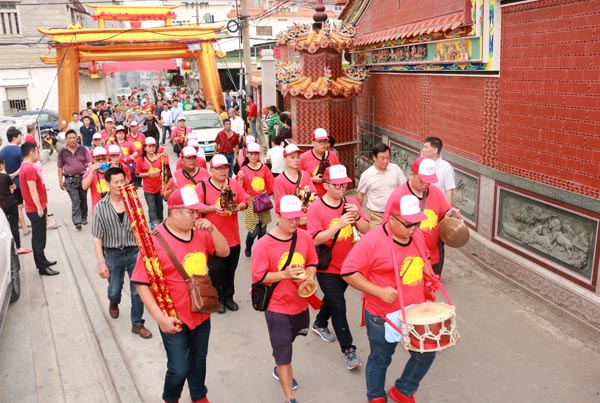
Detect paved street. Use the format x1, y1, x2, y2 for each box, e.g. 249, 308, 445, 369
1, 152, 600, 403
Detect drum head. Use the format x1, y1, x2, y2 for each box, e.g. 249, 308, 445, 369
405, 302, 455, 325
439, 217, 469, 248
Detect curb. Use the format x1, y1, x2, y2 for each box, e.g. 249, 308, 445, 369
56, 222, 143, 403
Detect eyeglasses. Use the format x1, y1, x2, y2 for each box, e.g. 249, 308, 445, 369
314, 139, 329, 144
325, 181, 347, 190
390, 215, 420, 228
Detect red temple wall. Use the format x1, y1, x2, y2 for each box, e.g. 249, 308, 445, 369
360, 0, 600, 199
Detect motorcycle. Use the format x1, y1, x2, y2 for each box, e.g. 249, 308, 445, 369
41, 128, 58, 155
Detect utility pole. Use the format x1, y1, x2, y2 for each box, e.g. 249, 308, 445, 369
238, 0, 252, 123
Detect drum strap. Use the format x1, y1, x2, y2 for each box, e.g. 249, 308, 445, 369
386, 223, 408, 323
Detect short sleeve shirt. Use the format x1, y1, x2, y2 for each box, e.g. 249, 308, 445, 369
433, 157, 456, 195
357, 163, 407, 212
131, 223, 215, 330
83, 169, 109, 211
168, 167, 210, 191
383, 183, 451, 264
195, 178, 249, 247
214, 130, 239, 154
273, 170, 317, 213
307, 196, 367, 274
239, 163, 274, 197
341, 224, 429, 317
251, 229, 318, 315
299, 150, 341, 197
136, 156, 163, 194
20, 162, 47, 212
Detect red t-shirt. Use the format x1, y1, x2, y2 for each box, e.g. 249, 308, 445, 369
20, 162, 47, 212
273, 170, 317, 213
83, 169, 109, 211
195, 178, 249, 247
24, 134, 38, 146
128, 133, 146, 155
299, 150, 340, 197
341, 224, 430, 317
239, 163, 274, 197
247, 102, 257, 120
307, 196, 366, 274
100, 129, 117, 143
136, 155, 163, 194
214, 130, 239, 154
166, 167, 210, 192
171, 127, 192, 145
176, 156, 207, 170
251, 229, 318, 315
106, 139, 136, 162
131, 223, 215, 330
383, 184, 451, 265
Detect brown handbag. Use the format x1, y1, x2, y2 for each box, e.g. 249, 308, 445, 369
154, 230, 220, 314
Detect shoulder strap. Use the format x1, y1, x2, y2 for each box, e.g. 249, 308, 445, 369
182, 168, 198, 185
329, 197, 347, 250
281, 231, 298, 271
420, 189, 428, 212
296, 171, 303, 192
153, 229, 190, 281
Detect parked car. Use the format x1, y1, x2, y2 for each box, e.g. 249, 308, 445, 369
181, 109, 223, 159
0, 115, 37, 144
114, 87, 132, 99
11, 110, 59, 133
0, 209, 21, 336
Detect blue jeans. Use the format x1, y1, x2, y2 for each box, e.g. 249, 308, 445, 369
103, 246, 144, 326
245, 221, 267, 252
161, 319, 211, 403
162, 125, 172, 144
364, 309, 436, 401
250, 118, 257, 137
144, 191, 164, 227
222, 152, 235, 177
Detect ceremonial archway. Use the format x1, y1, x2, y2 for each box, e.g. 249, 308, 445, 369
39, 4, 226, 124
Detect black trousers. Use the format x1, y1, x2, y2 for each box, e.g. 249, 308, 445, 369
208, 245, 240, 303
314, 272, 355, 352
26, 208, 49, 270
432, 237, 446, 277
2, 203, 20, 249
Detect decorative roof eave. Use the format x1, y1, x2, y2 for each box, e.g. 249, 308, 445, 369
280, 75, 363, 99
353, 10, 469, 47
276, 20, 356, 54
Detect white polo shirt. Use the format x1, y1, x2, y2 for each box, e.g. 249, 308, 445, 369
433, 156, 456, 195
357, 162, 407, 212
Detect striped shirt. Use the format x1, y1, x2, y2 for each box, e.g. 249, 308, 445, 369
91, 196, 138, 249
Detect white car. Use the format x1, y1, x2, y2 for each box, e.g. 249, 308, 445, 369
0, 209, 21, 335
181, 110, 224, 159
0, 115, 36, 144
114, 87, 133, 99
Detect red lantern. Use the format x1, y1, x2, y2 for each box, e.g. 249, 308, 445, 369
88, 61, 100, 79
181, 60, 192, 72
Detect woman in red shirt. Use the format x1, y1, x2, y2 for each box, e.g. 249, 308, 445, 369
135, 137, 166, 229
237, 142, 274, 257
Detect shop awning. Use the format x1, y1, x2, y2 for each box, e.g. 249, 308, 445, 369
101, 59, 177, 73
354, 11, 467, 47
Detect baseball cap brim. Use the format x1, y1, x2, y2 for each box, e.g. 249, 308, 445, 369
328, 177, 352, 185
280, 210, 306, 219
401, 210, 428, 224
169, 200, 207, 210
418, 173, 438, 184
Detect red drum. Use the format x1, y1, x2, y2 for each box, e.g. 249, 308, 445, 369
401, 302, 459, 353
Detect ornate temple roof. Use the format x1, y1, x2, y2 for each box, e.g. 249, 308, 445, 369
277, 64, 368, 99
276, 20, 356, 54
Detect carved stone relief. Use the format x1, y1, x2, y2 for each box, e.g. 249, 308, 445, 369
496, 187, 597, 282
389, 141, 419, 179
453, 168, 478, 226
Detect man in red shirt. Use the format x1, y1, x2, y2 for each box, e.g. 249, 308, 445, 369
171, 116, 192, 159
24, 124, 38, 147
214, 118, 240, 178
299, 128, 340, 197
100, 117, 117, 143
383, 157, 461, 277
342, 193, 439, 403
246, 95, 258, 137
307, 164, 370, 370
163, 146, 210, 200
19, 142, 59, 276
251, 195, 318, 403
132, 187, 229, 403
196, 154, 248, 314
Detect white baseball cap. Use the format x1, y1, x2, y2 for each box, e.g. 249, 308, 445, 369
210, 154, 230, 168
92, 147, 107, 157
323, 164, 352, 185
107, 144, 121, 155
411, 157, 438, 184
283, 144, 301, 157
92, 132, 102, 140
188, 139, 199, 148
387, 194, 427, 224
246, 142, 261, 153
181, 146, 197, 158
130, 120, 138, 127
168, 187, 207, 210
145, 137, 157, 145
313, 128, 328, 141
105, 117, 114, 123
245, 135, 256, 145
279, 195, 305, 219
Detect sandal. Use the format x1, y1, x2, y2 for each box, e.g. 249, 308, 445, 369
47, 224, 61, 230
17, 248, 32, 255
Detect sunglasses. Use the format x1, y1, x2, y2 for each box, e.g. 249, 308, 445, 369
390, 215, 420, 228
325, 181, 347, 190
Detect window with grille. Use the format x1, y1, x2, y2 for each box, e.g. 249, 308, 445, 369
0, 2, 20, 36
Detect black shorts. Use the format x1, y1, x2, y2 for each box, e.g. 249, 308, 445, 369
265, 309, 309, 365
13, 187, 23, 205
